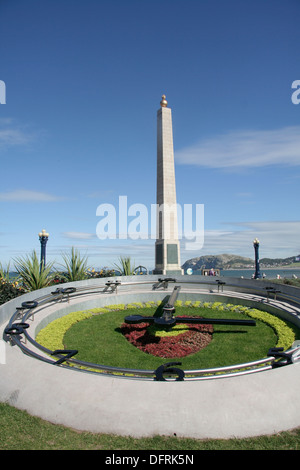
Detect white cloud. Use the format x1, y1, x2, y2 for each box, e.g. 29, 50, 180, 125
48, 239, 155, 269
62, 232, 96, 240
181, 221, 300, 260
175, 126, 300, 169
0, 189, 63, 202
0, 120, 36, 148
0, 128, 31, 147
56, 221, 300, 268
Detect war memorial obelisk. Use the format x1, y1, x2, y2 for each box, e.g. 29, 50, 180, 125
153, 95, 183, 275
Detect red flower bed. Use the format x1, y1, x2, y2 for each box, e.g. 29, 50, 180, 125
121, 316, 213, 358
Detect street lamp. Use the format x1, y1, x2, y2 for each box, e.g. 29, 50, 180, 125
39, 229, 49, 271
253, 238, 261, 279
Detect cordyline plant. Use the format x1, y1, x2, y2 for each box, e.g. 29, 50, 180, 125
114, 256, 136, 276
14, 250, 55, 291
0, 262, 12, 282
60, 247, 90, 282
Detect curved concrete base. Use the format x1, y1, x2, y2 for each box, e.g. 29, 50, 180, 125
1, 337, 300, 439
1, 276, 300, 439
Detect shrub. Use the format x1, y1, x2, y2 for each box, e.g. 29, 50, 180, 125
126, 303, 144, 309
59, 247, 90, 282
121, 316, 213, 358
148, 322, 189, 338
245, 308, 295, 350
14, 251, 54, 291
36, 301, 297, 364
0, 279, 26, 305
144, 301, 160, 308
36, 310, 94, 351
114, 256, 136, 276
104, 303, 126, 310
86, 268, 116, 278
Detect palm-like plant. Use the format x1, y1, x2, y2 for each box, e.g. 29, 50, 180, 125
114, 256, 136, 276
60, 247, 89, 281
0, 262, 12, 282
14, 251, 54, 291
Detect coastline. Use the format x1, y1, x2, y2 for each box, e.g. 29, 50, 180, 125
224, 267, 300, 271
190, 267, 300, 280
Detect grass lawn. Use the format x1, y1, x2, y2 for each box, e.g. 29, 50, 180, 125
2, 302, 299, 450
0, 401, 299, 450
63, 306, 278, 371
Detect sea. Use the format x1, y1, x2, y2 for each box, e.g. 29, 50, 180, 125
7, 268, 300, 281
191, 269, 300, 279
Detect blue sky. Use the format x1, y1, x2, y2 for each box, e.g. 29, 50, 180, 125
0, 0, 300, 271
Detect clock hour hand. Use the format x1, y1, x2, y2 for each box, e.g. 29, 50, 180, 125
124, 285, 256, 328
125, 286, 181, 326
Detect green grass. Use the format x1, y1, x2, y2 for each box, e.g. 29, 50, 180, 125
63, 306, 278, 371
5, 302, 299, 450
0, 401, 299, 450
271, 277, 300, 288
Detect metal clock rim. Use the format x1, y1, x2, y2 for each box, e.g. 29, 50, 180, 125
3, 278, 300, 381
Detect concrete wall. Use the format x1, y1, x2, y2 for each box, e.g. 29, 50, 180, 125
2, 275, 300, 336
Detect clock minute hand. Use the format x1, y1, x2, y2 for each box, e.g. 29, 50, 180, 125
124, 285, 256, 327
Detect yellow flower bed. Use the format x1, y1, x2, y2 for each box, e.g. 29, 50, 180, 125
245, 308, 295, 351
36, 309, 108, 350
148, 323, 189, 338
36, 301, 296, 355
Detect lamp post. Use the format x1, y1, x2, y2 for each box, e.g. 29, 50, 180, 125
39, 229, 49, 271
253, 238, 261, 279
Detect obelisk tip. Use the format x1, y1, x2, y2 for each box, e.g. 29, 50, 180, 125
160, 95, 168, 107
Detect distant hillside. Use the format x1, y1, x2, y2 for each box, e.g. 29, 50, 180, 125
182, 254, 300, 271
260, 255, 300, 268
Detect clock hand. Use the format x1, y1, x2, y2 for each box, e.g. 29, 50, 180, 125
125, 286, 256, 327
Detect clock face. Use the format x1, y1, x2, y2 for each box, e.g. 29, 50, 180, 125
4, 280, 297, 381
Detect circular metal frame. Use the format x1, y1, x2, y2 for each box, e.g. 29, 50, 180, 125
4, 276, 300, 381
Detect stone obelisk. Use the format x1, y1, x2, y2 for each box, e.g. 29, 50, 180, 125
154, 95, 183, 275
